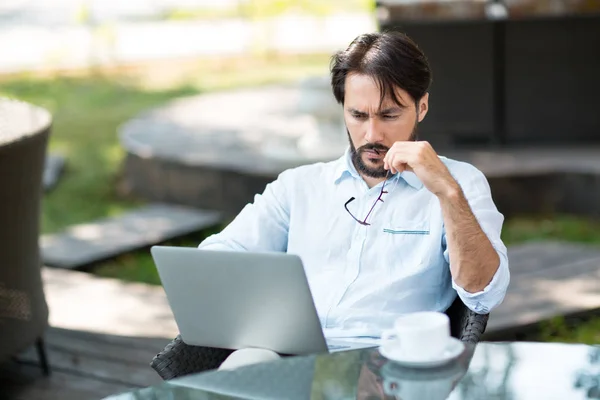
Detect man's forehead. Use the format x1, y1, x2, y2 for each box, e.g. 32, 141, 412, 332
345, 84, 412, 109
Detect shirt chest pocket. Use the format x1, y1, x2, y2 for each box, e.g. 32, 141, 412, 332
382, 218, 432, 270
383, 219, 430, 235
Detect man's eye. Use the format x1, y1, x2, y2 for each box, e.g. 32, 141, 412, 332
352, 113, 367, 119
382, 115, 399, 120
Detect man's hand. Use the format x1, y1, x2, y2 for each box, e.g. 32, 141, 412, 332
383, 141, 459, 198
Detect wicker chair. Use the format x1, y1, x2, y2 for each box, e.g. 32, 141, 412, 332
150, 295, 488, 380
0, 98, 52, 375
444, 294, 489, 343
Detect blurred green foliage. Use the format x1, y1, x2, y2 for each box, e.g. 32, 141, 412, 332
537, 315, 600, 345
501, 214, 600, 246
163, 0, 375, 21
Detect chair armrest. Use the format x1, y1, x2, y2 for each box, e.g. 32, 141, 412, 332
150, 335, 233, 380
459, 310, 489, 343
446, 295, 489, 344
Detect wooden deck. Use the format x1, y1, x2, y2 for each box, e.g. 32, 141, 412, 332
2, 241, 600, 399
2, 268, 177, 400
484, 241, 600, 338
1, 328, 168, 400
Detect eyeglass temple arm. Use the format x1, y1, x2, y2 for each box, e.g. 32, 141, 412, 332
344, 197, 370, 225
363, 180, 388, 222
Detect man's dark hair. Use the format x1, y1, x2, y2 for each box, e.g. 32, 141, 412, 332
330, 31, 432, 107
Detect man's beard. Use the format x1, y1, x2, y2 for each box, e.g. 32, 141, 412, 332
348, 124, 418, 179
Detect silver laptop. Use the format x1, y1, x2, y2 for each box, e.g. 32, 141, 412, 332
150, 246, 376, 355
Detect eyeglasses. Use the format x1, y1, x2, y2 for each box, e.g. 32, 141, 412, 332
344, 172, 395, 226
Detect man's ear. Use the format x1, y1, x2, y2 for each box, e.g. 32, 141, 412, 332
417, 92, 429, 122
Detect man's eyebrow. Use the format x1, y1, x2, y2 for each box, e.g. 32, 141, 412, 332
347, 107, 368, 114
377, 106, 405, 115
346, 106, 406, 115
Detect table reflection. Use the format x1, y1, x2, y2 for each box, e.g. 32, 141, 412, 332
309, 344, 476, 400
574, 346, 600, 399
455, 342, 600, 400
106, 342, 600, 400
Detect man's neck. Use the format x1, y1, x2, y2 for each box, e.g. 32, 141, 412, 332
361, 174, 386, 189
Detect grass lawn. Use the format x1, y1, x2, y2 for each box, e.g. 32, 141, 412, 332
0, 53, 332, 285
502, 215, 600, 246
1, 76, 196, 232
0, 54, 331, 233
2, 57, 599, 344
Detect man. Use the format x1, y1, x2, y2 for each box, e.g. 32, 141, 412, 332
199, 31, 509, 359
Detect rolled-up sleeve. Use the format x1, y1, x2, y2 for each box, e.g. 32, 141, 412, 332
198, 170, 292, 252
444, 168, 510, 314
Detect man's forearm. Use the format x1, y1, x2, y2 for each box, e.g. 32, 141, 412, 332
438, 183, 500, 293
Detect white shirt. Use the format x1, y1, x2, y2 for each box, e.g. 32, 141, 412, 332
199, 148, 510, 341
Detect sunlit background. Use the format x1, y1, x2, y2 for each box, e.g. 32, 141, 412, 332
2, 0, 600, 339
1, 1, 600, 397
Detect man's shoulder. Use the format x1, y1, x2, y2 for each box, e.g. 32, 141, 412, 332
278, 159, 340, 182
439, 156, 486, 182
438, 156, 493, 196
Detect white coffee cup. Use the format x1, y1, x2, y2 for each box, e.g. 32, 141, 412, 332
381, 311, 451, 362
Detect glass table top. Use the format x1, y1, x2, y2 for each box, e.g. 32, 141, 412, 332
107, 342, 600, 400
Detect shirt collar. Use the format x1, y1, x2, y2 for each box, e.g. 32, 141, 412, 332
333, 147, 359, 183
333, 147, 424, 190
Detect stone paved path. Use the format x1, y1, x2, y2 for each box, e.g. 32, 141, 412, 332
41, 204, 221, 269
485, 241, 600, 337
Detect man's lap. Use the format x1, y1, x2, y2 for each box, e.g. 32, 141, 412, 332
218, 348, 282, 370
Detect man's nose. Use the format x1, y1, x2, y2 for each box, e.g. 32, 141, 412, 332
365, 117, 384, 143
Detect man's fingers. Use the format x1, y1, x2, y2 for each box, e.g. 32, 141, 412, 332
388, 152, 406, 175
385, 153, 395, 173
384, 143, 423, 174
390, 153, 399, 174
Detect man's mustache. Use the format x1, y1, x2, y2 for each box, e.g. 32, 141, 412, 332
358, 143, 389, 155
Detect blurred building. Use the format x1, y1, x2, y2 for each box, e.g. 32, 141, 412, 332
376, 0, 600, 149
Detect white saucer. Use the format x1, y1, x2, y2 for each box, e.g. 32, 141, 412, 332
378, 337, 465, 368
